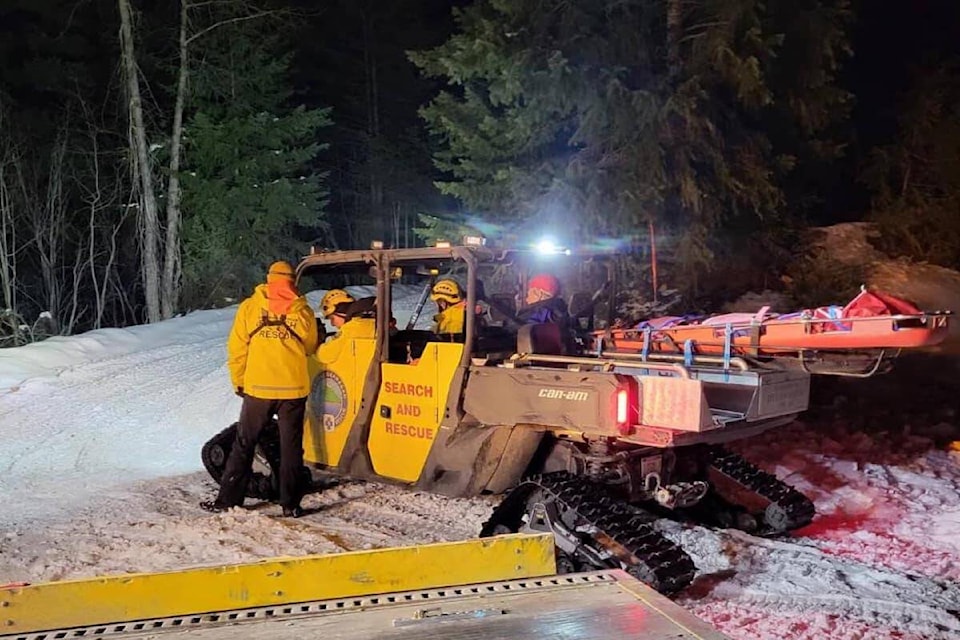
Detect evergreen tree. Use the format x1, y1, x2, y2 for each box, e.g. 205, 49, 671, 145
412, 213, 484, 245
863, 63, 960, 269
410, 0, 852, 294
288, 0, 457, 251
179, 21, 331, 307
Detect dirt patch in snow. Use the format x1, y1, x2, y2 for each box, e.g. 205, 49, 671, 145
811, 222, 960, 351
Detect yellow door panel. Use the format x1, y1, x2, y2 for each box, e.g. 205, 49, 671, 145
368, 343, 464, 481
303, 338, 376, 467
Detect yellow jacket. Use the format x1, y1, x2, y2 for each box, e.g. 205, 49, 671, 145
432, 302, 466, 334
227, 284, 319, 399
317, 318, 376, 365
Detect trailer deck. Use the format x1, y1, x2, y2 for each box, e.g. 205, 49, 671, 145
1, 535, 727, 640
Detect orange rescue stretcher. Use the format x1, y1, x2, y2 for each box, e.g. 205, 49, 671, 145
592, 288, 952, 376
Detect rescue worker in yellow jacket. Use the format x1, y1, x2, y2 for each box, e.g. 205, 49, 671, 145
316, 289, 376, 365
201, 261, 319, 518
430, 278, 466, 335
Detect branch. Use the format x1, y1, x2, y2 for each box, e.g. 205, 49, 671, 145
185, 0, 245, 8
185, 9, 283, 45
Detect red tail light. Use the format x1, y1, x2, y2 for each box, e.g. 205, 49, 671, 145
613, 377, 639, 435
616, 389, 629, 424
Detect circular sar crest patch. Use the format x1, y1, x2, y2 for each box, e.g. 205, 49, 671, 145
311, 371, 348, 432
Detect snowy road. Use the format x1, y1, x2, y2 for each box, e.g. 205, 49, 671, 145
0, 313, 236, 527
1, 289, 958, 639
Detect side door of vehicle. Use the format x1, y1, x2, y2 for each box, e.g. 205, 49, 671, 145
366, 342, 464, 482
303, 337, 377, 467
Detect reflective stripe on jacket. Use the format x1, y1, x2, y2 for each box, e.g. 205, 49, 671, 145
227, 284, 319, 399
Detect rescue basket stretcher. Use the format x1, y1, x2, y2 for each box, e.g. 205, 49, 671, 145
592, 287, 952, 377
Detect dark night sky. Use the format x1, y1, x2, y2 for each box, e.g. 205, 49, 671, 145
829, 0, 960, 219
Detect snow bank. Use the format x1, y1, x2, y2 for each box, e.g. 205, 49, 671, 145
0, 309, 234, 393
0, 284, 427, 394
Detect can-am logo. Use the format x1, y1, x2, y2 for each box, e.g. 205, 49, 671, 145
538, 388, 589, 401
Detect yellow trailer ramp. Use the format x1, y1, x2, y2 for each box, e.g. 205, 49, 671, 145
0, 534, 727, 640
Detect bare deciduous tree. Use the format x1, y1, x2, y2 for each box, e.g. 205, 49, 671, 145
162, 1, 189, 320
0, 123, 21, 343
119, 0, 283, 323
118, 0, 162, 323
76, 96, 129, 330
19, 122, 71, 332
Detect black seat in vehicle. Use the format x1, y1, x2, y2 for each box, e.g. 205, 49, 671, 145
486, 294, 518, 326
341, 296, 377, 320
568, 291, 595, 331
516, 323, 564, 356
389, 329, 438, 363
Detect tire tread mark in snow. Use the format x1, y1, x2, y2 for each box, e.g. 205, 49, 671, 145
708, 529, 960, 636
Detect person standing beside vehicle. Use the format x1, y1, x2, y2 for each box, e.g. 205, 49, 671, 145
201, 261, 319, 518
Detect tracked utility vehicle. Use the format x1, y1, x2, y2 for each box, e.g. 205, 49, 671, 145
201, 239, 950, 595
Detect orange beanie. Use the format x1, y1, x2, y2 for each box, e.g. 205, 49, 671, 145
266, 260, 295, 283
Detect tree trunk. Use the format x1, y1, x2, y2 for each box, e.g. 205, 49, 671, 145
666, 0, 683, 81
362, 7, 383, 239
649, 219, 659, 304
162, 0, 189, 319
118, 0, 162, 323
0, 149, 16, 327
37, 129, 69, 327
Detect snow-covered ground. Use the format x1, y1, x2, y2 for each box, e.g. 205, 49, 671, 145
1, 287, 959, 640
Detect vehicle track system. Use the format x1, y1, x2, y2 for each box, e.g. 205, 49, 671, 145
480, 471, 697, 595
703, 446, 816, 534
200, 422, 282, 500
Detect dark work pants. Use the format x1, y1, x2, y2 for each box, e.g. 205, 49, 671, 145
216, 396, 306, 509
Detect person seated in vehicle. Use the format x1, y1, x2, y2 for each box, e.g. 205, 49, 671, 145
515, 273, 579, 355
473, 278, 495, 329
517, 273, 569, 325
430, 278, 467, 337
316, 288, 375, 365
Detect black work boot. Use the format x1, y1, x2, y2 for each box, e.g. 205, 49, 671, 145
281, 505, 304, 518
200, 500, 231, 513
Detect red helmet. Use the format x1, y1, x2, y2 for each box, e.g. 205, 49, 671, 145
528, 273, 560, 297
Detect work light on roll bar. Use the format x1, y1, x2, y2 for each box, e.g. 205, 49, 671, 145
534, 237, 571, 255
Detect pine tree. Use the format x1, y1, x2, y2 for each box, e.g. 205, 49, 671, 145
410, 0, 852, 293
179, 23, 331, 307
864, 63, 960, 269
412, 213, 484, 245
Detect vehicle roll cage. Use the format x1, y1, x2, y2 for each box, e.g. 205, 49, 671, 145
295, 245, 621, 369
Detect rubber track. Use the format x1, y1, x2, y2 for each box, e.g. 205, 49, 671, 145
200, 422, 280, 500
482, 471, 696, 595
708, 446, 815, 532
